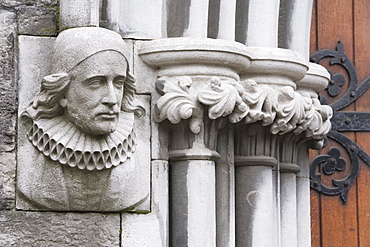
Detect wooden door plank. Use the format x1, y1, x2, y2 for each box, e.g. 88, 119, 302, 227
309, 2, 322, 246
315, 0, 359, 246
356, 164, 370, 246
310, 189, 322, 247
354, 0, 370, 245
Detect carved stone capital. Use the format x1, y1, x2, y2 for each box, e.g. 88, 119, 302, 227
296, 63, 333, 140
139, 38, 332, 146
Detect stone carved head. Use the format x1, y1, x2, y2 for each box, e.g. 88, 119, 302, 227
24, 27, 142, 135
22, 27, 143, 171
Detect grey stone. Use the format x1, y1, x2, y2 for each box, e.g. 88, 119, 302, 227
17, 28, 150, 212
0, 152, 15, 210
59, 0, 99, 30
121, 160, 169, 247
1, 0, 58, 8
235, 165, 274, 247
0, 211, 120, 246
134, 41, 156, 94
121, 213, 165, 247
17, 6, 57, 36
0, 10, 17, 152
18, 36, 55, 112
170, 160, 216, 247
280, 172, 298, 247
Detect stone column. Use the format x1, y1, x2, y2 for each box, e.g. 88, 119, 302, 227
296, 143, 312, 247
217, 0, 237, 40
245, 0, 280, 47
168, 119, 219, 246
184, 0, 209, 37
279, 133, 301, 247
278, 0, 314, 60
234, 46, 310, 247
216, 124, 235, 247
139, 37, 251, 246
101, 0, 164, 39
295, 62, 332, 247
234, 124, 277, 247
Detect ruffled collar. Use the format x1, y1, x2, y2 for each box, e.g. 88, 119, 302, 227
27, 113, 135, 171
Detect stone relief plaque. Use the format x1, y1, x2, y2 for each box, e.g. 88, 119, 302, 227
17, 27, 150, 212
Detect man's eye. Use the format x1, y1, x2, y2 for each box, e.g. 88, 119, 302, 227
88, 79, 103, 87
114, 79, 125, 87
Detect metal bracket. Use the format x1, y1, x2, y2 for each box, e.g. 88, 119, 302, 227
310, 41, 370, 203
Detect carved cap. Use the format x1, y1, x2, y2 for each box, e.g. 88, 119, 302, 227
52, 27, 130, 74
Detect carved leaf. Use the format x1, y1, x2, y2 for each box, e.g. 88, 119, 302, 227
305, 99, 333, 139
154, 77, 196, 124
198, 77, 247, 120
241, 80, 278, 125
272, 88, 314, 135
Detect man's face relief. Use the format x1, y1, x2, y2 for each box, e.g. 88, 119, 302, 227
60, 51, 128, 135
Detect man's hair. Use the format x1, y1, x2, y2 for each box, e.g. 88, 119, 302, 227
23, 69, 143, 120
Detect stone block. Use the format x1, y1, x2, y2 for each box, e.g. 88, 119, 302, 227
134, 41, 157, 94
0, 211, 120, 246
133, 41, 169, 160
0, 10, 17, 152
18, 35, 55, 112
59, 0, 99, 30
17, 6, 57, 36
121, 160, 169, 246
0, 152, 16, 210
17, 34, 151, 212
121, 213, 166, 247
1, 0, 58, 8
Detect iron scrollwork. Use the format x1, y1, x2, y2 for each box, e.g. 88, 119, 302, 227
310, 41, 370, 203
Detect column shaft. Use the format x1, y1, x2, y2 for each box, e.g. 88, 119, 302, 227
216, 126, 235, 247
296, 145, 312, 247
218, 0, 236, 40
235, 162, 275, 247
280, 171, 298, 247
170, 160, 216, 247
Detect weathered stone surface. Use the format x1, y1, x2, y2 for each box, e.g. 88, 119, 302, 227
17, 6, 57, 36
115, 0, 163, 39
59, 0, 99, 30
17, 30, 151, 212
1, 0, 58, 8
0, 152, 15, 210
0, 211, 120, 246
18, 36, 54, 112
0, 10, 17, 152
121, 160, 169, 247
121, 213, 165, 247
134, 41, 156, 94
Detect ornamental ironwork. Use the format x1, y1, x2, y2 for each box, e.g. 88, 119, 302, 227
310, 41, 370, 203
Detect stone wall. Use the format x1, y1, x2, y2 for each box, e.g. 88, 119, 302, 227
0, 1, 331, 246
0, 2, 168, 246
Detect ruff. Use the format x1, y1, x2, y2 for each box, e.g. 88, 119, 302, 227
27, 113, 135, 171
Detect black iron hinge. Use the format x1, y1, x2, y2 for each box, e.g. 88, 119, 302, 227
310, 41, 370, 203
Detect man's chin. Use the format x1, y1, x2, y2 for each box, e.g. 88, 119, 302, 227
76, 121, 118, 136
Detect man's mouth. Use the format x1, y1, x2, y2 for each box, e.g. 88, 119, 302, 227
96, 112, 119, 119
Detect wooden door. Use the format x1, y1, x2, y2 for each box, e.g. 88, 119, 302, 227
310, 0, 370, 246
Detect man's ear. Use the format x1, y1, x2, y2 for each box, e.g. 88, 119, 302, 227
60, 97, 67, 107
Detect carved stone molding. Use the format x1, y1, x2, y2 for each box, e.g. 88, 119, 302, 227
139, 38, 332, 140
139, 36, 332, 247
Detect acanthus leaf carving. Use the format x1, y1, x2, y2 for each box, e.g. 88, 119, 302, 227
305, 97, 333, 139
154, 76, 331, 138
198, 77, 248, 120
241, 79, 278, 126
154, 76, 197, 124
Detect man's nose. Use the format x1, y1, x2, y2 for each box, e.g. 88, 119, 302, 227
102, 82, 118, 105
